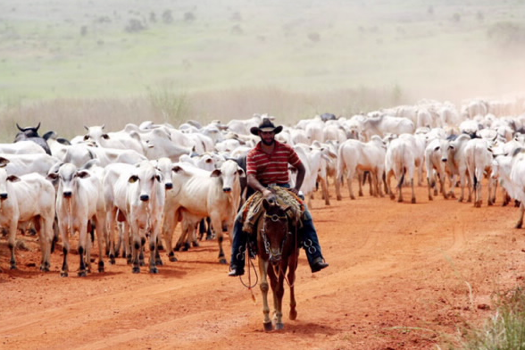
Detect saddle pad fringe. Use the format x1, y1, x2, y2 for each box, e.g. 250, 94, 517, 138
241, 186, 305, 234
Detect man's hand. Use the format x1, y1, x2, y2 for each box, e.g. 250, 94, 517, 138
290, 188, 299, 196
262, 188, 277, 202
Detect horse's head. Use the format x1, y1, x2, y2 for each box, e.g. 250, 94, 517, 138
261, 198, 291, 264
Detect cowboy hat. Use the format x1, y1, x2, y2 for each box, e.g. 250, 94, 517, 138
250, 119, 283, 136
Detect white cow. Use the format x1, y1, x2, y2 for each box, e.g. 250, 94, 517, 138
0, 154, 60, 176
0, 141, 46, 155
292, 144, 331, 207
441, 134, 472, 202
424, 138, 449, 201
385, 137, 416, 203
139, 128, 192, 162
47, 163, 107, 277
162, 160, 244, 263
464, 138, 495, 207
335, 136, 386, 200
509, 149, 525, 228
399, 133, 426, 186
361, 115, 415, 141
104, 161, 165, 273
0, 159, 55, 271
83, 125, 144, 154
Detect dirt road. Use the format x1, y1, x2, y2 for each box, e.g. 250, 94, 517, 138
1, 182, 524, 349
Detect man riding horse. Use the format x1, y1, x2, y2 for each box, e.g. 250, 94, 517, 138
228, 118, 329, 276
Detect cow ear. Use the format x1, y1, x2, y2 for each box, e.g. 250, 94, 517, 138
76, 170, 91, 179
7, 175, 20, 183
172, 165, 183, 173
128, 175, 139, 183
0, 157, 10, 167
210, 169, 222, 178
102, 134, 110, 140
237, 168, 245, 177
47, 173, 59, 181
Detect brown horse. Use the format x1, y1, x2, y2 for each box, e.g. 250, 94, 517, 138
257, 198, 300, 331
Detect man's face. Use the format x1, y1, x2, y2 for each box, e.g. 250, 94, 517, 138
260, 131, 275, 146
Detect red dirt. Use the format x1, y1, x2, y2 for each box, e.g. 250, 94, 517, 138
1, 181, 525, 349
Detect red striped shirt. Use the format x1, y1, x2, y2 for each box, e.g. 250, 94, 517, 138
246, 140, 302, 185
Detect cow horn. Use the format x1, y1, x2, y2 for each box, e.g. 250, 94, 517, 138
35, 122, 41, 131
16, 123, 24, 131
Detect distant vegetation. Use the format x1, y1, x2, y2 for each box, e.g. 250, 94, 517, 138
0, 0, 524, 140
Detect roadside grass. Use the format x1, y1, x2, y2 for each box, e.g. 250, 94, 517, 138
456, 285, 525, 350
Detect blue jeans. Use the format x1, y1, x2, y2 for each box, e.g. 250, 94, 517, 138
230, 185, 325, 272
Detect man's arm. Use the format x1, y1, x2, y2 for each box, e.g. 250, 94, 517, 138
247, 173, 274, 198
292, 162, 305, 195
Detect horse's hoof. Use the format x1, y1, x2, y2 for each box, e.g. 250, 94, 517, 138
169, 256, 178, 262
411, 198, 416, 204
263, 322, 273, 332
132, 267, 140, 274
10, 264, 17, 270
219, 258, 228, 265
98, 262, 105, 273
289, 310, 297, 320
275, 323, 284, 330
109, 255, 116, 265
192, 241, 200, 247
155, 259, 163, 266
78, 271, 87, 277
150, 267, 159, 274
60, 272, 68, 277
183, 243, 191, 251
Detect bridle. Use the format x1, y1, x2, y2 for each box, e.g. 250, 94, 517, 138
261, 213, 291, 258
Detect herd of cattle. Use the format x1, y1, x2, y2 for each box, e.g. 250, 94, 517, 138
2, 96, 525, 276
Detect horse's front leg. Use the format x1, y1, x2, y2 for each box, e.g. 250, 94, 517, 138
273, 264, 286, 330
288, 253, 299, 321
258, 257, 272, 331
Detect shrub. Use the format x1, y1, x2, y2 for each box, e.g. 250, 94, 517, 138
147, 83, 189, 124
162, 10, 173, 24
487, 21, 525, 48
184, 12, 195, 22
125, 19, 146, 33
307, 32, 320, 42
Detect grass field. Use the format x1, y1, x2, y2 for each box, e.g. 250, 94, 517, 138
1, 0, 524, 139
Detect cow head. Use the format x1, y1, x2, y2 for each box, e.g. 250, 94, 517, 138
129, 162, 162, 202
0, 160, 19, 201
211, 160, 244, 193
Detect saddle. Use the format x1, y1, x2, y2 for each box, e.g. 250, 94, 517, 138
240, 186, 305, 258
241, 186, 305, 235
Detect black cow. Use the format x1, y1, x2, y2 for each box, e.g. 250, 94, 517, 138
14, 123, 52, 155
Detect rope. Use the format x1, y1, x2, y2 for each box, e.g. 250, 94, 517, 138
239, 247, 258, 303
